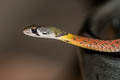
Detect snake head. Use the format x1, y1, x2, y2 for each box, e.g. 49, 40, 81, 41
23, 24, 67, 39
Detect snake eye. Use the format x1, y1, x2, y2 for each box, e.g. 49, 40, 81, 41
31, 28, 37, 34
31, 28, 40, 36
32, 28, 40, 36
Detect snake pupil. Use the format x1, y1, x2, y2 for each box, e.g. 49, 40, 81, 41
31, 28, 37, 34
31, 28, 40, 36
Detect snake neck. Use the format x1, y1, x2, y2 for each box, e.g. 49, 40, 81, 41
58, 33, 90, 48
58, 33, 120, 52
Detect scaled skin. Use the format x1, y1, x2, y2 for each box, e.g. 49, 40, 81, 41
23, 25, 120, 52
59, 33, 120, 52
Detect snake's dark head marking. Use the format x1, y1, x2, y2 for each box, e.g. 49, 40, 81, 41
23, 24, 40, 37
23, 24, 67, 39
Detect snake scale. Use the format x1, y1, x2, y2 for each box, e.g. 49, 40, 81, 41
23, 24, 120, 52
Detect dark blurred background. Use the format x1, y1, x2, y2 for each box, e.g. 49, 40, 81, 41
0, 0, 108, 80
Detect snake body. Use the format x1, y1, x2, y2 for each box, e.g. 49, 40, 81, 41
23, 24, 120, 52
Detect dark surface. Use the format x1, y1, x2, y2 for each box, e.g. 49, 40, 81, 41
82, 0, 120, 80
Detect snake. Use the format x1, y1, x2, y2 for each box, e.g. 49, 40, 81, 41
23, 24, 120, 52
